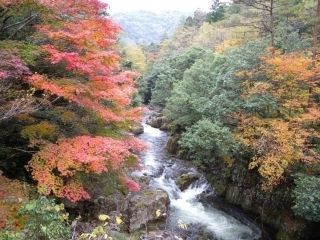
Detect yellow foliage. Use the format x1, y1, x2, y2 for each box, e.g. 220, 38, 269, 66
156, 209, 161, 217
215, 38, 242, 53
16, 114, 37, 124
123, 45, 146, 72
263, 53, 316, 116
236, 116, 304, 191
193, 22, 254, 50
21, 121, 58, 141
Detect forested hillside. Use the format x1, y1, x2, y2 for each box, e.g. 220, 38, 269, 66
113, 11, 187, 44
141, 0, 320, 239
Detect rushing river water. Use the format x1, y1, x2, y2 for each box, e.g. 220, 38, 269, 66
135, 114, 262, 240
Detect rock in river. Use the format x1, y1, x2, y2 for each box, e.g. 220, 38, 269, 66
146, 115, 166, 129
176, 173, 200, 191
131, 123, 144, 135
126, 188, 169, 232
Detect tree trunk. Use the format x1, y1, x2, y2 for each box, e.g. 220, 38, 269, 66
270, 0, 275, 49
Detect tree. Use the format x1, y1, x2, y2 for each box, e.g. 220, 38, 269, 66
235, 0, 276, 48
0, 0, 146, 202
19, 0, 145, 201
28, 136, 144, 202
179, 119, 238, 164
236, 116, 304, 191
207, 0, 225, 23
0, 0, 43, 40
237, 51, 319, 190
165, 40, 266, 129
140, 46, 207, 105
122, 45, 146, 72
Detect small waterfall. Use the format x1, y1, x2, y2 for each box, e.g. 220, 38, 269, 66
136, 116, 262, 240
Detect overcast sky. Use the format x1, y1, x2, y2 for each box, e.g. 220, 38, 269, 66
105, 0, 212, 13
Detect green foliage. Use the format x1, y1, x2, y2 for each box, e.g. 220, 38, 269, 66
145, 47, 207, 106
274, 23, 311, 53
18, 197, 71, 240
0, 41, 42, 66
243, 93, 279, 117
207, 0, 225, 23
0, 1, 46, 41
165, 40, 267, 128
0, 228, 23, 240
292, 174, 320, 222
179, 119, 238, 164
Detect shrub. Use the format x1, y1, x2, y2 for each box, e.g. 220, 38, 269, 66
18, 197, 71, 240
179, 119, 238, 164
292, 174, 320, 222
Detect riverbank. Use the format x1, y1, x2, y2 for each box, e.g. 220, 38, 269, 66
146, 110, 320, 240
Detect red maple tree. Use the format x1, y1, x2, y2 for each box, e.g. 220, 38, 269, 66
15, 0, 146, 201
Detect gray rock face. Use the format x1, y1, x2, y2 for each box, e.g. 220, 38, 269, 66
126, 188, 169, 232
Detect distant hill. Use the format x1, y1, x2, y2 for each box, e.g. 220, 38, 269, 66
112, 11, 187, 45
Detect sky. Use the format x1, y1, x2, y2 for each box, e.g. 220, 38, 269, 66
105, 0, 212, 13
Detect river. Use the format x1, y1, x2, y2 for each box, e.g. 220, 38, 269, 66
134, 113, 262, 240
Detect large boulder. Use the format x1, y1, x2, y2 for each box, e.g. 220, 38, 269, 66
146, 115, 165, 128
176, 173, 200, 191
131, 123, 144, 135
126, 188, 169, 232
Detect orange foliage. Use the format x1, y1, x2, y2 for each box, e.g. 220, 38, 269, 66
263, 52, 315, 82
0, 0, 147, 202
25, 0, 142, 123
7, 0, 147, 202
28, 136, 145, 202
237, 51, 320, 190
263, 52, 316, 113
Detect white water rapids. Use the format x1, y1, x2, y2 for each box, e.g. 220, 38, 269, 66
134, 120, 262, 240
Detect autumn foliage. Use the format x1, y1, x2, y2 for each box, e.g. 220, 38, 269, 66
0, 175, 28, 229
22, 0, 143, 202
237, 51, 320, 190
29, 0, 142, 123
28, 136, 144, 202
0, 0, 144, 203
